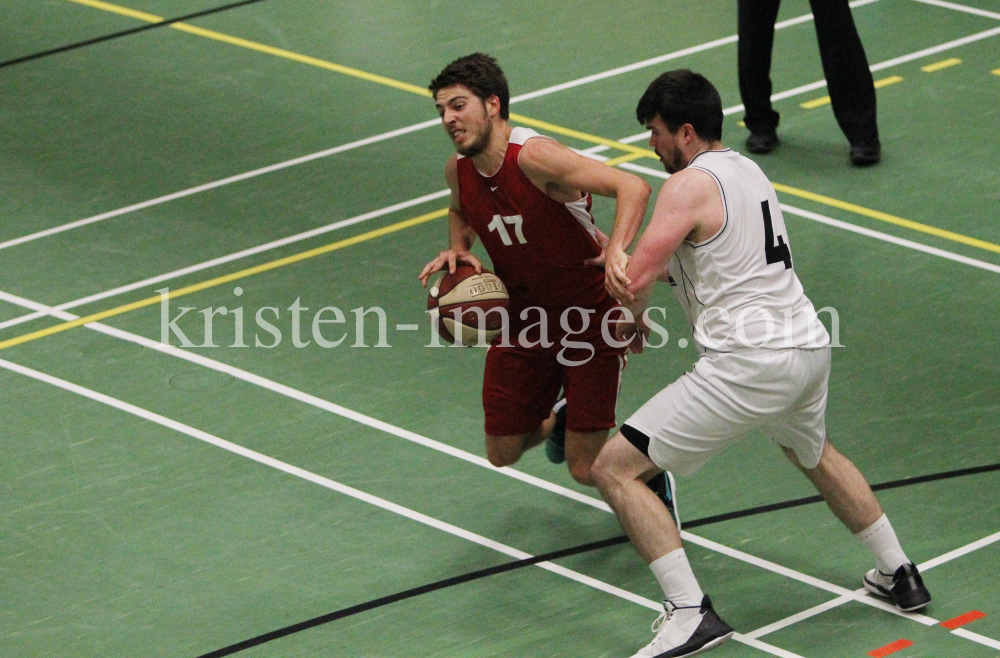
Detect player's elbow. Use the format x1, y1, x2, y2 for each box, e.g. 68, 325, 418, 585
626, 175, 652, 204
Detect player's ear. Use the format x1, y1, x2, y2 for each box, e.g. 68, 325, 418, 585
484, 94, 501, 119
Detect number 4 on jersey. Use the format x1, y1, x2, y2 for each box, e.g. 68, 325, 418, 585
760, 200, 792, 269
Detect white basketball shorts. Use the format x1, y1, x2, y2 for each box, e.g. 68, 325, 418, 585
623, 347, 831, 476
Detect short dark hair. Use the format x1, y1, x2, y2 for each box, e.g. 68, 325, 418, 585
636, 69, 723, 141
429, 53, 510, 120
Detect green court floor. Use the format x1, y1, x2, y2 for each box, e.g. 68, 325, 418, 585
2, 1, 998, 657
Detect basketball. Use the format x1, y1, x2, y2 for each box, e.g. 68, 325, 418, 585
427, 265, 509, 346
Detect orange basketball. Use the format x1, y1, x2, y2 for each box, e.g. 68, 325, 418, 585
427, 265, 510, 346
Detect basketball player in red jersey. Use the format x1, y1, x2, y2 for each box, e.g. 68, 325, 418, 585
418, 54, 675, 504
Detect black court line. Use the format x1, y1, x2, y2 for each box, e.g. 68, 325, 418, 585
196, 461, 1000, 657
0, 0, 274, 70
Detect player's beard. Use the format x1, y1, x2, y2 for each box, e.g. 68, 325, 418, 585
661, 145, 685, 174
457, 120, 493, 157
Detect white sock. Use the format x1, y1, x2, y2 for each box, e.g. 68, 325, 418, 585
649, 548, 704, 607
855, 514, 910, 574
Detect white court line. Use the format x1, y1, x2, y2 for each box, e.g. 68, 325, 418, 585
2, 1, 993, 331
911, 0, 1000, 21
746, 530, 1000, 642
0, 289, 611, 514
0, 354, 804, 658
0, 1, 880, 253
0, 119, 440, 252
4, 346, 998, 653
508, 0, 881, 103
3, 285, 999, 643
953, 628, 1000, 650
614, 160, 1000, 275
681, 532, 939, 625
4, 283, 1000, 647
0, 189, 451, 331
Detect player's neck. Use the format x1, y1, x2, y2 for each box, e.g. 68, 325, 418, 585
683, 140, 725, 168
471, 121, 513, 176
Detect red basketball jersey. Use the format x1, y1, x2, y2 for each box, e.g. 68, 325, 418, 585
456, 128, 610, 310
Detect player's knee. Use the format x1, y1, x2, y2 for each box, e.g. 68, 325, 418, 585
485, 437, 524, 468
590, 448, 620, 493
568, 459, 596, 486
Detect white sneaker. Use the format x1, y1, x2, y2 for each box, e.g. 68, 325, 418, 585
630, 595, 734, 658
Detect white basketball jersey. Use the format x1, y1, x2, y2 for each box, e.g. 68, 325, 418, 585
668, 149, 830, 351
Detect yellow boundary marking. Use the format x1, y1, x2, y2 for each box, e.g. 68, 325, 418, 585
800, 96, 832, 109
874, 75, 904, 88
15, 0, 989, 356
63, 0, 995, 254
771, 184, 1000, 254
65, 0, 431, 96
801, 76, 903, 108
0, 209, 447, 352
921, 57, 962, 72
603, 152, 649, 167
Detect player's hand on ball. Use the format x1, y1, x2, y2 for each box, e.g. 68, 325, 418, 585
418, 249, 483, 287
604, 249, 633, 302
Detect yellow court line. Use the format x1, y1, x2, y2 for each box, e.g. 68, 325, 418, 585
62, 1, 1000, 256
921, 58, 962, 72
603, 151, 649, 167
801, 76, 903, 109
68, 0, 160, 22
800, 95, 832, 109
874, 75, 904, 88
64, 0, 431, 97
771, 183, 1000, 255
0, 209, 447, 352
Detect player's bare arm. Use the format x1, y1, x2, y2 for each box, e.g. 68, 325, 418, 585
419, 155, 484, 287
614, 168, 723, 351
517, 136, 650, 269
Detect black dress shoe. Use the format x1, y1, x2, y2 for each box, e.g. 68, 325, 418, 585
746, 130, 779, 154
850, 142, 881, 166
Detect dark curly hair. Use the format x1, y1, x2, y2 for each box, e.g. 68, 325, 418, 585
429, 53, 510, 120
636, 69, 723, 141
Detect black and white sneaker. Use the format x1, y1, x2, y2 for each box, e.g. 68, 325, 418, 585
544, 398, 568, 464
646, 471, 681, 531
630, 595, 734, 658
863, 562, 931, 612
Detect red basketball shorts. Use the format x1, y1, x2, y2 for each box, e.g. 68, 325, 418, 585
482, 338, 626, 437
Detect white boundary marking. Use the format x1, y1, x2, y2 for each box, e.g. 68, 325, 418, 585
0, 289, 611, 513
952, 628, 1000, 650
3, 287, 999, 645
910, 0, 1000, 21
3, 347, 999, 653
0, 0, 884, 253
0, 189, 450, 331
0, 119, 441, 252
0, 354, 805, 657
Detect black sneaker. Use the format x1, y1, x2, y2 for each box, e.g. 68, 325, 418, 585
746, 130, 779, 154
863, 562, 931, 612
850, 142, 881, 166
631, 595, 734, 658
646, 471, 681, 531
544, 398, 567, 464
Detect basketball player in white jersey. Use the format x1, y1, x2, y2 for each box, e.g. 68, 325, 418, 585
590, 70, 931, 658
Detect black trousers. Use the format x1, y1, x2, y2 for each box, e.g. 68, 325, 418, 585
737, 0, 879, 146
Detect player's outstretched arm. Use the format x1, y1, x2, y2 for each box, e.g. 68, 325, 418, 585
418, 156, 483, 287
517, 137, 650, 281
622, 168, 721, 308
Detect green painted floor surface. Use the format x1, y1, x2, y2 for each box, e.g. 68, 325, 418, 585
1, 0, 998, 656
